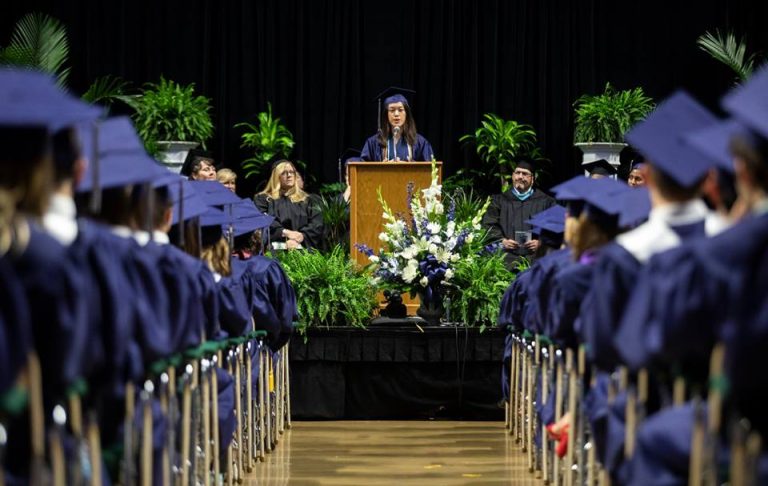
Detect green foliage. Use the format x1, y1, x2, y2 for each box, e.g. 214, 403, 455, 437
313, 194, 349, 252
81, 75, 131, 107
697, 30, 761, 84
0, 12, 70, 86
276, 247, 377, 332
235, 102, 295, 179
573, 83, 655, 143
446, 252, 515, 331
460, 113, 544, 189
126, 77, 214, 147
319, 182, 346, 196
444, 187, 487, 226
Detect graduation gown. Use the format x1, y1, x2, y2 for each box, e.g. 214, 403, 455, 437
243, 256, 297, 350
254, 193, 324, 249
0, 256, 30, 396
481, 189, 556, 265
359, 133, 434, 162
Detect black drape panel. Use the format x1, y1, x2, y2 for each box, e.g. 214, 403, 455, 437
3, 0, 767, 196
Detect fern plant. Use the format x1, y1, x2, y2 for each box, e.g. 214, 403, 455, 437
446, 251, 515, 331
81, 75, 131, 107
0, 12, 70, 86
235, 102, 295, 179
276, 246, 378, 333
573, 83, 655, 143
460, 114, 543, 189
122, 77, 213, 149
697, 30, 761, 84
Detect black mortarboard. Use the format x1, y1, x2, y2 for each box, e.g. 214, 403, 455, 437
374, 86, 416, 131
515, 160, 537, 173
582, 158, 618, 177
625, 91, 719, 188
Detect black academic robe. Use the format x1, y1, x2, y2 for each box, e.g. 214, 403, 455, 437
254, 193, 324, 249
482, 189, 556, 265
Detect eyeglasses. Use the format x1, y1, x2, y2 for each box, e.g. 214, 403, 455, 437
513, 170, 533, 178
280, 170, 296, 177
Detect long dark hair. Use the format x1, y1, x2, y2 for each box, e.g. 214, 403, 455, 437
377, 102, 417, 148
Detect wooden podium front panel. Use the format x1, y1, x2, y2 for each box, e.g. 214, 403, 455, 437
348, 162, 442, 314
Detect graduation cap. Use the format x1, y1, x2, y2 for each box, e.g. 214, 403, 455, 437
528, 205, 567, 226
722, 65, 768, 142
188, 180, 242, 206
76, 118, 168, 193
232, 214, 274, 237
582, 158, 618, 177
625, 90, 719, 188
552, 176, 629, 226
618, 186, 651, 228
683, 119, 746, 174
0, 68, 103, 131
374, 86, 416, 131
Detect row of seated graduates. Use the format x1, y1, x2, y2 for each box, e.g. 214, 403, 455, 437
0, 68, 297, 485
499, 68, 768, 486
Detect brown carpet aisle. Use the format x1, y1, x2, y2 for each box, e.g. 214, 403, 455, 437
245, 420, 539, 485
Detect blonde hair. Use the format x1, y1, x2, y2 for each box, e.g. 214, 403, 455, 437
570, 211, 618, 260
216, 168, 237, 185
258, 160, 308, 203
201, 236, 232, 276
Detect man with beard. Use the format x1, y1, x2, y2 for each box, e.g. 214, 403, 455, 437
481, 160, 556, 268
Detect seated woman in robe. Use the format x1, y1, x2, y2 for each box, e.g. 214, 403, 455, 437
181, 150, 217, 181
254, 160, 323, 250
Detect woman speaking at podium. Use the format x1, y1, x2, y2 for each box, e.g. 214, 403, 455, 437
359, 87, 434, 162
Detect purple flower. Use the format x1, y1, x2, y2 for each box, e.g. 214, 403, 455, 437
482, 242, 503, 254
447, 199, 456, 222
354, 243, 374, 257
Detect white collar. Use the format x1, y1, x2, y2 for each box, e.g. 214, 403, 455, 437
43, 194, 78, 246
754, 199, 768, 216
153, 231, 170, 245
133, 230, 151, 246
110, 225, 134, 239
648, 199, 710, 226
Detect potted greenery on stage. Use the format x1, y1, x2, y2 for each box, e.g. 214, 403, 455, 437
573, 83, 654, 170
460, 113, 544, 191
125, 77, 214, 172
277, 246, 378, 335
236, 102, 295, 180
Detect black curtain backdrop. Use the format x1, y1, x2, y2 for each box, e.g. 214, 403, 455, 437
2, 0, 767, 197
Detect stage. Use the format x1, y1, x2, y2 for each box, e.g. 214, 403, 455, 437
288, 321, 506, 420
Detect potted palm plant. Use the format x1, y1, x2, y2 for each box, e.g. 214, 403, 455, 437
459, 113, 544, 190
573, 83, 654, 171
235, 102, 295, 179
126, 77, 214, 172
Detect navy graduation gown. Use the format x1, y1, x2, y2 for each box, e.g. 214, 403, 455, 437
244, 256, 297, 350
546, 258, 596, 348
0, 256, 30, 394
359, 133, 434, 162
525, 248, 571, 336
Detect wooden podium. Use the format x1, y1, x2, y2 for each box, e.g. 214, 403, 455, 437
348, 161, 442, 314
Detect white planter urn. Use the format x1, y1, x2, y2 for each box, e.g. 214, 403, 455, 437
155, 141, 200, 174
575, 142, 626, 175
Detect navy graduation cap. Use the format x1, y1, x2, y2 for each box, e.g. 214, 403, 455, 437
171, 182, 209, 225
618, 186, 651, 228
232, 214, 273, 237
625, 90, 719, 188
189, 180, 242, 206
722, 65, 768, 140
0, 68, 103, 131
683, 119, 746, 174
528, 205, 567, 225
374, 86, 416, 130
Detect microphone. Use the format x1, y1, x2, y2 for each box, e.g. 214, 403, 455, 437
392, 126, 400, 161
393, 126, 400, 138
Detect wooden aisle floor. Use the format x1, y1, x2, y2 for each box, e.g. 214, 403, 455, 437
245, 420, 539, 485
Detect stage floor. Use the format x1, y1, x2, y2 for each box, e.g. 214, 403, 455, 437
289, 323, 506, 420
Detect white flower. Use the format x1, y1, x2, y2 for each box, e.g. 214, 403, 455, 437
427, 222, 441, 234
445, 268, 454, 280
401, 245, 419, 259
369, 255, 380, 263
419, 276, 429, 287
466, 233, 474, 242
436, 249, 451, 264
434, 202, 444, 215
379, 232, 389, 242
430, 235, 442, 244
446, 221, 455, 237
402, 260, 419, 283
428, 243, 439, 255
450, 254, 460, 262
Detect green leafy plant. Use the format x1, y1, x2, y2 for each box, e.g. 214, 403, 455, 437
459, 113, 544, 190
0, 12, 70, 86
276, 246, 377, 332
124, 77, 214, 147
573, 83, 655, 144
444, 187, 487, 225
697, 30, 762, 84
235, 102, 295, 179
313, 194, 349, 252
446, 251, 515, 331
81, 75, 131, 107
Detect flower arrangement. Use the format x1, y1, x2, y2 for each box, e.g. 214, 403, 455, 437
356, 162, 491, 306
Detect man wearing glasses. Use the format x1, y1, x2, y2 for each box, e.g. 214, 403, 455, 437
481, 160, 556, 268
